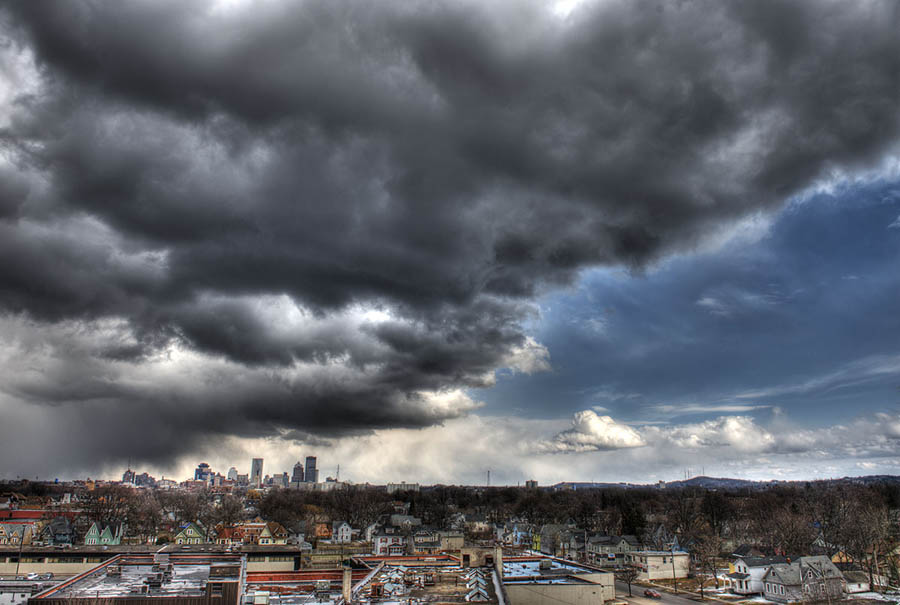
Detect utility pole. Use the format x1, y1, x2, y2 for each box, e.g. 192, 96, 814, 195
584, 528, 588, 564
14, 526, 27, 578
672, 545, 678, 594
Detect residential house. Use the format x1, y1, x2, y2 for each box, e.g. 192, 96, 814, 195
448, 512, 467, 531
761, 556, 844, 604
499, 522, 534, 548
173, 522, 206, 545
40, 517, 75, 546
84, 521, 123, 545
625, 551, 690, 581
258, 522, 288, 545
215, 525, 240, 547
733, 544, 765, 558
412, 527, 442, 554
331, 521, 352, 544
374, 525, 408, 555
587, 535, 641, 567
727, 556, 787, 595
364, 522, 380, 543
539, 525, 574, 557
842, 570, 871, 594
438, 529, 464, 551
464, 514, 491, 535
0, 523, 30, 546
389, 514, 422, 530
312, 522, 332, 540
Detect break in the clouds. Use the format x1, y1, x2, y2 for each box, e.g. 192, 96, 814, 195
1, 0, 900, 479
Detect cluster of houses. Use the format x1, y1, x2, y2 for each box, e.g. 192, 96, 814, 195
495, 521, 894, 597
370, 520, 464, 555
725, 548, 885, 602
0, 516, 79, 547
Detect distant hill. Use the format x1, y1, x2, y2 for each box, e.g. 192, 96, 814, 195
550, 474, 900, 491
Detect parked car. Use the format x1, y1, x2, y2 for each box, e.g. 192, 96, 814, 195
26, 573, 40, 580
643, 589, 661, 599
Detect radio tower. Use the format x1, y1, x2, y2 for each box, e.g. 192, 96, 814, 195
486, 470, 490, 487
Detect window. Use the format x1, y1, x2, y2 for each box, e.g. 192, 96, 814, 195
780, 586, 784, 595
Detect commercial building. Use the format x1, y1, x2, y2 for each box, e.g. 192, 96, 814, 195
304, 458, 317, 484
29, 552, 244, 605
194, 463, 212, 483
250, 459, 264, 488
385, 482, 419, 494
290, 462, 304, 484
503, 556, 615, 605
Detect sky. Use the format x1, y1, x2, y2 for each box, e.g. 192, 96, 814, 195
0, 0, 899, 485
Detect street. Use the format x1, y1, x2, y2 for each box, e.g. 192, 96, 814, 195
615, 581, 706, 605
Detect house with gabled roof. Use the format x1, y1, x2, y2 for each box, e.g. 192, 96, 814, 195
173, 521, 206, 545
728, 555, 787, 595
587, 534, 642, 567
0, 523, 30, 545
762, 556, 843, 603
84, 521, 123, 545
214, 524, 240, 546
258, 522, 288, 545
331, 521, 352, 544
40, 516, 75, 546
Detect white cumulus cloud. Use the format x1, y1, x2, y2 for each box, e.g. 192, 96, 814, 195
540, 410, 646, 453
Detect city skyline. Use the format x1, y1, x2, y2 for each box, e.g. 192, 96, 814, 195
1, 1, 899, 484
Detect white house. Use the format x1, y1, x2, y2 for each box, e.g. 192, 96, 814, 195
331, 521, 352, 544
728, 556, 787, 595
625, 551, 690, 581
373, 528, 407, 555
843, 570, 870, 594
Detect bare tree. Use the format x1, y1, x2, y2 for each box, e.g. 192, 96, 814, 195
839, 496, 890, 591
616, 565, 641, 596
693, 530, 723, 599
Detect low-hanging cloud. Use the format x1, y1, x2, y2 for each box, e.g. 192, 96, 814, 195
1, 0, 899, 474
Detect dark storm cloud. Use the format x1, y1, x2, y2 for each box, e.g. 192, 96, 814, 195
1, 0, 899, 473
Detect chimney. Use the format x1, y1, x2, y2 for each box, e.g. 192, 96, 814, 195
494, 546, 503, 579
342, 566, 352, 603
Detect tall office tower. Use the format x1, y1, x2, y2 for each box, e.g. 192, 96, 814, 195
227, 467, 238, 481
194, 462, 212, 482
291, 461, 304, 484
250, 458, 264, 488
304, 456, 318, 483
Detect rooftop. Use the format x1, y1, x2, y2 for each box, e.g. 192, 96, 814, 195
502, 557, 611, 585
31, 553, 244, 600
